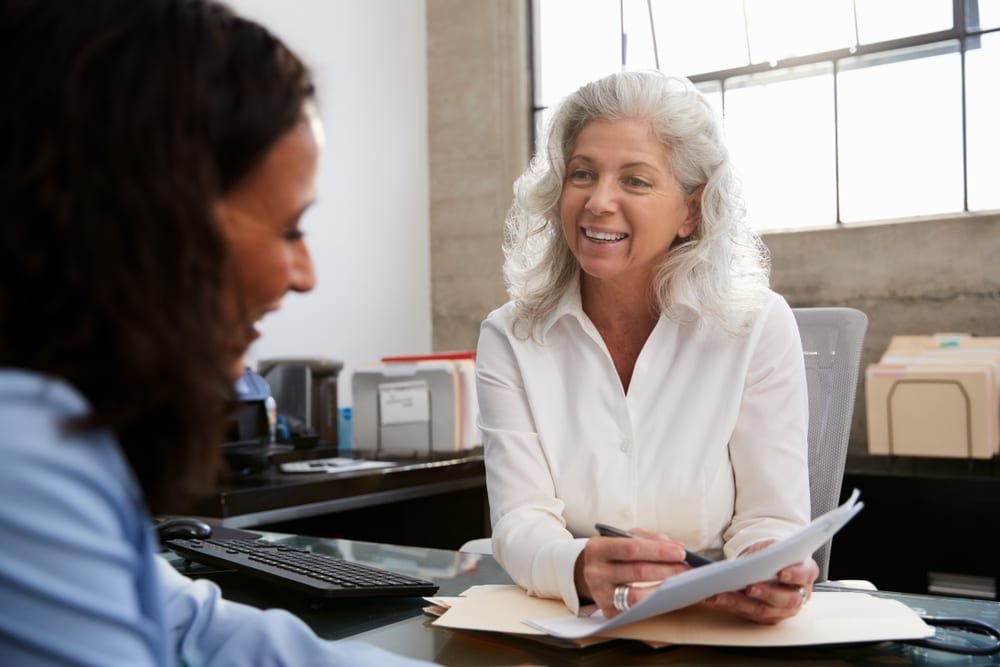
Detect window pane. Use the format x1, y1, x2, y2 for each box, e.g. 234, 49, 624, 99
648, 0, 749, 75
855, 0, 953, 44
970, 0, 1000, 30
837, 43, 964, 222
723, 65, 837, 231
622, 0, 658, 70
534, 0, 621, 107
694, 80, 724, 128
744, 0, 856, 64
966, 32, 1000, 211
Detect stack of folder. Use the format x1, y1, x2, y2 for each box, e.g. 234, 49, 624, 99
425, 585, 932, 649
865, 333, 1000, 458
350, 351, 480, 457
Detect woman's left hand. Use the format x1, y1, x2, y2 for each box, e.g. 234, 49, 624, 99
699, 541, 819, 624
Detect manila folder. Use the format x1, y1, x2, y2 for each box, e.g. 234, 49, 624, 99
434, 586, 932, 648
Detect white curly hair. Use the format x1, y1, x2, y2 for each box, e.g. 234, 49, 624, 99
502, 69, 771, 339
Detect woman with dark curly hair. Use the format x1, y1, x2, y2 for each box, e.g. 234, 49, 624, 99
0, 1, 432, 664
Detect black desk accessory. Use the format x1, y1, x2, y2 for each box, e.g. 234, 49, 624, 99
155, 517, 212, 546
905, 616, 1000, 655
166, 536, 438, 599
224, 368, 293, 474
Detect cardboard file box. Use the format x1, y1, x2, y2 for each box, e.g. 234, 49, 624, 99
866, 362, 999, 458
351, 359, 479, 457
883, 334, 1000, 355
866, 333, 1000, 459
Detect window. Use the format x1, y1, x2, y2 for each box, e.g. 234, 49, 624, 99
531, 0, 1000, 231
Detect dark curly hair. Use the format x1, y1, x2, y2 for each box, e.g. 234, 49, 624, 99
0, 0, 316, 513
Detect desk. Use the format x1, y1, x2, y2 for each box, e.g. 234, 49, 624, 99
180, 532, 1000, 666
833, 454, 1000, 598
191, 449, 488, 550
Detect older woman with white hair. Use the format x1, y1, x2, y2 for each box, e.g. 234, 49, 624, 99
476, 69, 817, 625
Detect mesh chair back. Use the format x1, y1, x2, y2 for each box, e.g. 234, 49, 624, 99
793, 307, 869, 581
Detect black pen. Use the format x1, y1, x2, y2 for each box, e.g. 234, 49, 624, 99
594, 522, 716, 568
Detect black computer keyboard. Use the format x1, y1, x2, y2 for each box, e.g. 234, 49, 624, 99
167, 537, 439, 599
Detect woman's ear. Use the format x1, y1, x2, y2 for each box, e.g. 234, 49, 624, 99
678, 185, 704, 238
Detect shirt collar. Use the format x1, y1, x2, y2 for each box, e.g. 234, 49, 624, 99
538, 272, 588, 338
0, 368, 91, 418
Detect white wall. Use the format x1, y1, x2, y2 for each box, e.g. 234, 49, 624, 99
227, 0, 432, 407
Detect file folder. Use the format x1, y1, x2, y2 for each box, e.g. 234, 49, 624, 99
865, 334, 1000, 458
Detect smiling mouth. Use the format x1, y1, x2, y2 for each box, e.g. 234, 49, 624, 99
584, 229, 628, 242
243, 315, 268, 343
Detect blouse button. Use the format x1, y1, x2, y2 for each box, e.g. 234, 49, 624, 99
619, 438, 631, 454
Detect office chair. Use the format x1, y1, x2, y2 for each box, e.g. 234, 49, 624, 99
462, 307, 869, 583
793, 306, 868, 581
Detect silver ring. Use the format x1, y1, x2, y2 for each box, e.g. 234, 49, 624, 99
798, 587, 807, 606
613, 583, 631, 612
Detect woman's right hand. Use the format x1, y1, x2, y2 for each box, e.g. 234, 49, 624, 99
575, 529, 690, 618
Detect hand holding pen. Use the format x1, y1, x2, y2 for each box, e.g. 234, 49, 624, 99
595, 523, 715, 568
591, 523, 715, 616
589, 524, 816, 623
575, 522, 712, 618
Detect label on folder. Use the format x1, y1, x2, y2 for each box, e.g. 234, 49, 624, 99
378, 380, 430, 425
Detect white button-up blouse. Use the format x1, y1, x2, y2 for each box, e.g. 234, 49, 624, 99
475, 285, 810, 613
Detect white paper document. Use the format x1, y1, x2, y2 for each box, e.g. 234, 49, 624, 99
526, 489, 865, 639
278, 458, 397, 474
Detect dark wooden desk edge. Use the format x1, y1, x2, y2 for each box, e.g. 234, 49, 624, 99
846, 452, 1000, 479
216, 475, 485, 528
193, 450, 486, 528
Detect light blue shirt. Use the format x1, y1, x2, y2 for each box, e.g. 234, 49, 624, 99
0, 369, 434, 666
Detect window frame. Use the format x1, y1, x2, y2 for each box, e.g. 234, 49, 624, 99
529, 0, 1000, 228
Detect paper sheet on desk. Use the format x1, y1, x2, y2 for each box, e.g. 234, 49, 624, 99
277, 458, 397, 474
529, 489, 865, 639
429, 588, 615, 648
432, 585, 932, 647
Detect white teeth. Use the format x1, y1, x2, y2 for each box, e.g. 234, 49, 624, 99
585, 229, 627, 241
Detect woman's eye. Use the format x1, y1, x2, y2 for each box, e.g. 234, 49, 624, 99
624, 176, 652, 189
568, 169, 594, 182
284, 228, 304, 241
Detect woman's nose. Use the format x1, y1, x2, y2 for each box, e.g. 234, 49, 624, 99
290, 243, 316, 293
584, 178, 617, 215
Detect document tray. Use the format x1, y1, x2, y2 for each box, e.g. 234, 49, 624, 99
167, 537, 439, 598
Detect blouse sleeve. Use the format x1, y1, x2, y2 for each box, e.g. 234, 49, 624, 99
475, 313, 589, 613
723, 294, 812, 557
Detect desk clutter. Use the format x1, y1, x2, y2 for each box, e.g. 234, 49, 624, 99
350, 351, 480, 457
866, 333, 1000, 458
259, 357, 343, 446
222, 360, 345, 474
